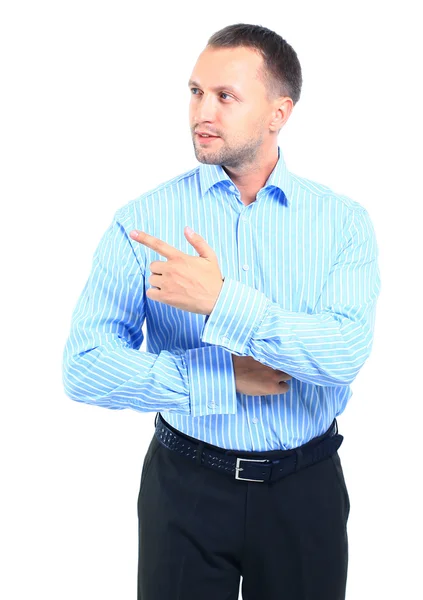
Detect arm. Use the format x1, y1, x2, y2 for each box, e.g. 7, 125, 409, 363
62, 209, 236, 417
201, 208, 381, 387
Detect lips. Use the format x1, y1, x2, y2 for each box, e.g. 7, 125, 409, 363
195, 131, 219, 137
196, 134, 219, 144
195, 133, 220, 145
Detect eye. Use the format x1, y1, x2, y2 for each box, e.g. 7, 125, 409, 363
190, 88, 232, 101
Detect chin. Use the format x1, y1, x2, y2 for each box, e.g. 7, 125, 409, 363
196, 155, 215, 164
195, 152, 221, 165
193, 145, 212, 160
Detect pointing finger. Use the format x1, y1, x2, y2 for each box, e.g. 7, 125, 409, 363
129, 231, 181, 260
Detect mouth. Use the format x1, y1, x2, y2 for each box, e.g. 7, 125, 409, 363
195, 133, 220, 144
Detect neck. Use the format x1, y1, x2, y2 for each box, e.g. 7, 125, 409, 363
222, 146, 279, 200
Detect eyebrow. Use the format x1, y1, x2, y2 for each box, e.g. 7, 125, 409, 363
188, 79, 241, 95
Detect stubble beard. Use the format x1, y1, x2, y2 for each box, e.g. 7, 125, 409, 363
192, 132, 265, 170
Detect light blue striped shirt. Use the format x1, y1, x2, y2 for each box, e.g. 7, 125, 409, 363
62, 146, 381, 451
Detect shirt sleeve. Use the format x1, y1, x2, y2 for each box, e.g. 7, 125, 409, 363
200, 208, 381, 387
62, 213, 236, 417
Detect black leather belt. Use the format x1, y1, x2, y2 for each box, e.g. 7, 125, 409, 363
154, 413, 344, 484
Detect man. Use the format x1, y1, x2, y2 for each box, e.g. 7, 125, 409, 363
63, 23, 381, 600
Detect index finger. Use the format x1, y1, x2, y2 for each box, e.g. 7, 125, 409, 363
129, 230, 181, 260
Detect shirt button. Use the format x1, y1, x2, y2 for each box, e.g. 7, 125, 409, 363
221, 336, 230, 344
229, 185, 236, 192
252, 418, 259, 424
208, 401, 216, 409
242, 264, 249, 271
242, 216, 248, 222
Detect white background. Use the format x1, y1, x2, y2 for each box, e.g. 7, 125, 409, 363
1, 1, 422, 598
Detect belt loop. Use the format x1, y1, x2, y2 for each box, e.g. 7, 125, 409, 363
295, 447, 303, 472
196, 442, 205, 466
154, 412, 159, 427
333, 418, 338, 436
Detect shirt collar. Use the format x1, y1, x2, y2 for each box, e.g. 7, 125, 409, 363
198, 145, 293, 205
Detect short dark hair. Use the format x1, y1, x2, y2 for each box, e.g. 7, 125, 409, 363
207, 23, 302, 105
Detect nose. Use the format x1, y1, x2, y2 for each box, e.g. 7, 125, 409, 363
195, 93, 217, 123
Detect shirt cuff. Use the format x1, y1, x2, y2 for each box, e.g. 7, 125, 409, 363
201, 277, 269, 354
184, 345, 237, 417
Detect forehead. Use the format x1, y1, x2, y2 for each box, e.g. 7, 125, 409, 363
190, 46, 265, 92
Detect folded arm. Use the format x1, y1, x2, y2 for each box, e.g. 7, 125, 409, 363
201, 208, 381, 386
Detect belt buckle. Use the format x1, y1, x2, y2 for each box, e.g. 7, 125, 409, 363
235, 457, 268, 482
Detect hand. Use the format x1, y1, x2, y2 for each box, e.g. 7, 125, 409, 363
232, 355, 292, 396
130, 227, 224, 315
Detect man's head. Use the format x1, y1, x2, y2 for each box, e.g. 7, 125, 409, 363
189, 23, 302, 169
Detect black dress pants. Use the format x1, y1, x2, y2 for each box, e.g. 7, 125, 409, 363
137, 417, 350, 600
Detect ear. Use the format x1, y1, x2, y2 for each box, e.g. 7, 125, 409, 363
269, 97, 294, 132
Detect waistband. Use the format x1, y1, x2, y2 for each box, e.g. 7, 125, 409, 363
154, 412, 343, 484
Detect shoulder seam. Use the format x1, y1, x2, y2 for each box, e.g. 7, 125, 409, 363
115, 165, 200, 216
290, 173, 366, 212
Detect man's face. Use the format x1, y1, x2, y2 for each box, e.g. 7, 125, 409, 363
188, 46, 275, 168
